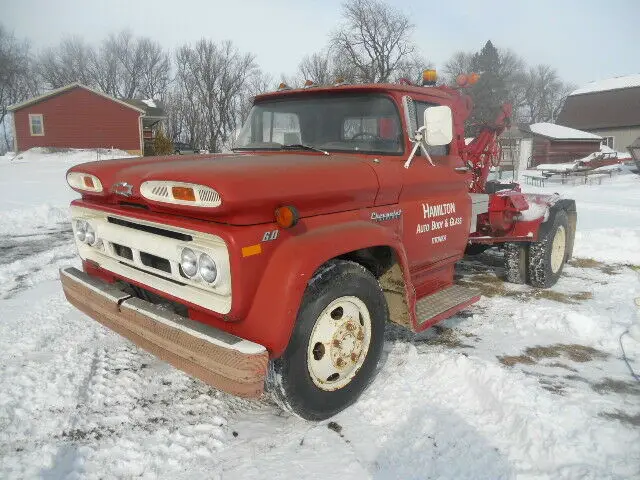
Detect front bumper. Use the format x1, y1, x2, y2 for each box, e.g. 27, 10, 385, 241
60, 267, 268, 398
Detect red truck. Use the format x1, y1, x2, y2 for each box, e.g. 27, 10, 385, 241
60, 71, 576, 420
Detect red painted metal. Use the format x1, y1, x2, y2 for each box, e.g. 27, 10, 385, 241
12, 86, 141, 152
64, 81, 565, 360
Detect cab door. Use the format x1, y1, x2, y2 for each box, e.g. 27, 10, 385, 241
398, 100, 472, 292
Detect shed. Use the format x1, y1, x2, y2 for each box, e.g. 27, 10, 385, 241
8, 83, 163, 156
523, 123, 602, 167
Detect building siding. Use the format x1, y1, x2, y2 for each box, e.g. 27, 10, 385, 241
13, 87, 142, 154
531, 138, 600, 167
583, 126, 640, 151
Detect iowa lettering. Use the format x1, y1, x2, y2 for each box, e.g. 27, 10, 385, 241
422, 202, 456, 219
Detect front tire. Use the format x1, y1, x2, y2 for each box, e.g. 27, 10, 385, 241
528, 210, 569, 288
268, 260, 387, 421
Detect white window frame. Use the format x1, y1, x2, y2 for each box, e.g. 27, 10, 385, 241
601, 136, 614, 149
29, 114, 45, 136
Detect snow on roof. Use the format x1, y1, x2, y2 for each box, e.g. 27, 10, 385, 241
528, 123, 602, 141
142, 99, 157, 108
570, 74, 640, 96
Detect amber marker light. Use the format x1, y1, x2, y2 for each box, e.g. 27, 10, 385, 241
278, 82, 290, 90
422, 69, 437, 86
83, 176, 95, 188
303, 79, 316, 88
172, 186, 196, 202
468, 72, 480, 85
456, 74, 469, 87
275, 206, 299, 228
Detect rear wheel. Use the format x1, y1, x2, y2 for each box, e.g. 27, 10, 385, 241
528, 210, 569, 288
268, 260, 387, 421
504, 242, 528, 284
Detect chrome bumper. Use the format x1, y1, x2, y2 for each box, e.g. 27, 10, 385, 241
60, 267, 268, 398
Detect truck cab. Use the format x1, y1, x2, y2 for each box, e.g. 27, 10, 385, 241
60, 75, 576, 420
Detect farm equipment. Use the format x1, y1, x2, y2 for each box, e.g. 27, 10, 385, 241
60, 70, 576, 420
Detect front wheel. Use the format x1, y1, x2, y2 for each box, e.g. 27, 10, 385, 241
268, 260, 387, 421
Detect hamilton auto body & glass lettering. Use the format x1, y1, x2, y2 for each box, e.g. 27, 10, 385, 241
416, 202, 463, 240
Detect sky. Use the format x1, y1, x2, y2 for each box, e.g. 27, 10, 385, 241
3, 0, 639, 88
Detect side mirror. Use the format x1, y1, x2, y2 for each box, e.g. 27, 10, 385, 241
423, 106, 453, 146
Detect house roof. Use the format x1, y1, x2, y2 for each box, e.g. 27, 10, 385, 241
525, 123, 602, 141
556, 76, 640, 130
120, 98, 166, 119
569, 74, 640, 96
8, 83, 146, 114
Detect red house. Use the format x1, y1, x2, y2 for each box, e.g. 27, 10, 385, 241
9, 83, 164, 156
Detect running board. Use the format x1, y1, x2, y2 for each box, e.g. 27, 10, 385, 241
413, 285, 480, 332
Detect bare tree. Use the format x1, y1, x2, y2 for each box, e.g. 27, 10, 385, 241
0, 25, 39, 152
37, 36, 96, 88
175, 39, 258, 152
93, 31, 170, 99
522, 64, 575, 123
443, 51, 474, 82
298, 51, 333, 85
330, 0, 419, 83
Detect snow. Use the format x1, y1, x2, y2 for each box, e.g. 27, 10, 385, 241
0, 148, 134, 236
142, 99, 157, 108
570, 74, 640, 96
535, 162, 576, 173
529, 123, 602, 141
1, 149, 639, 478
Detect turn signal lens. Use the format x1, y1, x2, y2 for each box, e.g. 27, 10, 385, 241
275, 206, 299, 228
66, 172, 103, 193
303, 79, 315, 88
171, 186, 196, 202
278, 82, 290, 90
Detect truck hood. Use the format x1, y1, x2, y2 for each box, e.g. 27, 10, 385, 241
69, 152, 380, 225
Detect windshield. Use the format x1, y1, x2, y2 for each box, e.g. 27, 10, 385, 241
235, 93, 403, 155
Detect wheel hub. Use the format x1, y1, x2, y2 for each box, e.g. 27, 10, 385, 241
306, 296, 372, 391
330, 321, 365, 369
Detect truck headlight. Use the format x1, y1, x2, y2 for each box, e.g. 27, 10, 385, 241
75, 220, 97, 245
75, 220, 87, 242
199, 253, 217, 283
180, 248, 198, 277
84, 224, 97, 245
76, 220, 98, 246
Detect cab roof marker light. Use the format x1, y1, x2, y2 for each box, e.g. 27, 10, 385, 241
67, 172, 103, 193
140, 181, 221, 207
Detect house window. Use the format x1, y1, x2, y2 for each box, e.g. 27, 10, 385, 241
29, 114, 44, 136
601, 136, 614, 149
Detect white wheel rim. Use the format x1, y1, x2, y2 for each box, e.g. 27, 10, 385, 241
550, 225, 566, 273
306, 296, 372, 391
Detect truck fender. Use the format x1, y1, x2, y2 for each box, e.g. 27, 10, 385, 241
244, 220, 412, 358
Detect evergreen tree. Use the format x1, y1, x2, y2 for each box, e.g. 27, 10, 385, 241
153, 129, 173, 156
467, 40, 509, 136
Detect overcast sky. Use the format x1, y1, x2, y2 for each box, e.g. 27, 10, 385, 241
4, 0, 639, 87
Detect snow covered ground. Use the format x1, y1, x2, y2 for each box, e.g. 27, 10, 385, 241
0, 149, 639, 479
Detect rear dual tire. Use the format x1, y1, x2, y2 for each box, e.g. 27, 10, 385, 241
503, 209, 569, 288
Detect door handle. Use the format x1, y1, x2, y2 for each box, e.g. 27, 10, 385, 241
454, 166, 469, 173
